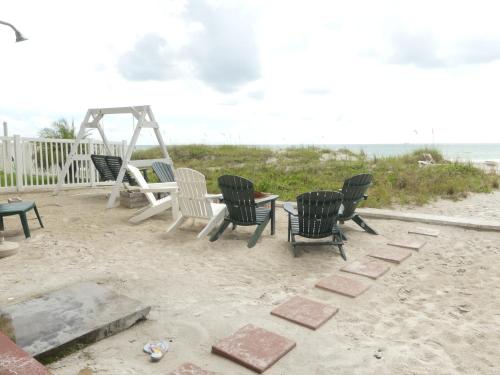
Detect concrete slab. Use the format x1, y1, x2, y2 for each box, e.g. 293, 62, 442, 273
357, 208, 500, 232
315, 274, 371, 298
0, 332, 50, 375
341, 258, 390, 279
408, 227, 440, 237
212, 324, 296, 373
271, 296, 338, 330
168, 362, 221, 375
0, 282, 150, 358
368, 247, 412, 264
387, 240, 426, 251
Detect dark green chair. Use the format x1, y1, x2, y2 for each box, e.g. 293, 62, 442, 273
0, 201, 44, 238
152, 161, 175, 183
338, 173, 377, 236
284, 191, 346, 259
209, 175, 276, 248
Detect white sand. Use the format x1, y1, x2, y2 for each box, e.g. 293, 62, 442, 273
0, 188, 499, 375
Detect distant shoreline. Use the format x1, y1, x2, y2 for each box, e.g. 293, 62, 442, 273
134, 143, 500, 163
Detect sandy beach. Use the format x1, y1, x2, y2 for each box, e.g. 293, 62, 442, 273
0, 188, 499, 375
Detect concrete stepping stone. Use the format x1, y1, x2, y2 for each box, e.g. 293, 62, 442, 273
0, 332, 50, 375
387, 240, 426, 251
0, 282, 150, 358
271, 296, 338, 330
341, 258, 390, 279
168, 362, 221, 375
368, 247, 412, 264
212, 324, 296, 373
408, 227, 439, 237
315, 274, 371, 298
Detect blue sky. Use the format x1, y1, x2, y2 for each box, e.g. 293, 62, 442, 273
2, 0, 500, 145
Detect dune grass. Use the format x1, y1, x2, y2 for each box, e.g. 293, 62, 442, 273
132, 145, 499, 208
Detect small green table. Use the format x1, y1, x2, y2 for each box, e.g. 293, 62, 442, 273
0, 201, 44, 238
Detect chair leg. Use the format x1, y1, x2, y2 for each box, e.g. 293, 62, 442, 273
19, 213, 30, 238
291, 234, 299, 257
33, 204, 44, 228
339, 227, 347, 241
352, 214, 378, 235
337, 243, 347, 261
197, 209, 226, 238
247, 214, 271, 248
167, 216, 186, 233
0, 216, 4, 231
209, 220, 231, 242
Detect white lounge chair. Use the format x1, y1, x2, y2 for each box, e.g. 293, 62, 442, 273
168, 168, 226, 238
127, 165, 176, 224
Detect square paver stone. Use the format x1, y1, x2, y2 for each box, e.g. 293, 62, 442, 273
212, 324, 296, 373
387, 240, 426, 251
0, 282, 150, 358
167, 362, 221, 375
368, 247, 412, 264
341, 258, 390, 279
315, 274, 371, 298
0, 332, 50, 375
271, 296, 338, 330
408, 227, 440, 237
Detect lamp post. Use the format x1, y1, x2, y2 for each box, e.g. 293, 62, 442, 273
0, 20, 27, 42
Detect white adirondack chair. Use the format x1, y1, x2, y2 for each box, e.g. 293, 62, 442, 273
127, 165, 176, 224
168, 168, 226, 238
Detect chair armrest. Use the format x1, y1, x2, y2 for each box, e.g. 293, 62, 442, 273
255, 194, 279, 205
205, 193, 223, 199
283, 202, 298, 216
205, 193, 223, 202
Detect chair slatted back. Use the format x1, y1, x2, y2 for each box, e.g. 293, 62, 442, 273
104, 156, 135, 184
296, 191, 343, 239
175, 168, 213, 219
126, 165, 156, 205
90, 154, 115, 181
340, 174, 373, 218
152, 161, 175, 183
218, 175, 257, 225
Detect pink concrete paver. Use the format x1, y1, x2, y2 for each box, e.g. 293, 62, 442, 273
340, 258, 390, 279
368, 247, 412, 264
271, 296, 338, 330
315, 274, 371, 298
167, 362, 221, 375
387, 240, 426, 251
408, 227, 439, 237
0, 332, 50, 375
212, 324, 296, 373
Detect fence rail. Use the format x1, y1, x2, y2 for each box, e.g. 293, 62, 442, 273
0, 136, 126, 193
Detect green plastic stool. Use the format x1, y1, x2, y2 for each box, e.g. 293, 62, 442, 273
0, 201, 44, 238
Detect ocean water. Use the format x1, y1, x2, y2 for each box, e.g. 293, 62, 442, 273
320, 144, 500, 162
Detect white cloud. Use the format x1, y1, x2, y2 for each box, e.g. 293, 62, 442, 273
2, 0, 500, 145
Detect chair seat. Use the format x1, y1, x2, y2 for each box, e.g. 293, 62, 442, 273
0, 201, 35, 214
290, 216, 340, 238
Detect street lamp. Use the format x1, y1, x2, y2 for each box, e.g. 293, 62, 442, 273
0, 20, 27, 42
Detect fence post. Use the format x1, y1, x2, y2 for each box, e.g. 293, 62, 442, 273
13, 135, 23, 192
3, 121, 12, 174
89, 139, 96, 187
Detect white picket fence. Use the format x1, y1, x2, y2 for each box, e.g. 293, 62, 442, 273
0, 136, 126, 193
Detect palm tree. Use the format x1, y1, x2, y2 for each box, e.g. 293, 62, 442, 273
39, 118, 77, 139
37, 118, 85, 183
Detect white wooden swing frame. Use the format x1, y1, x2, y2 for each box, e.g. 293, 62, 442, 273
53, 105, 172, 209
